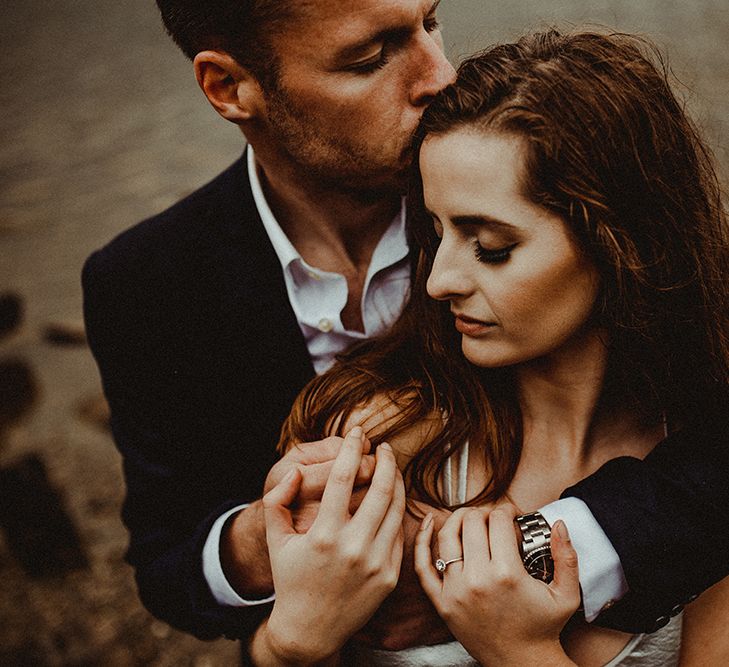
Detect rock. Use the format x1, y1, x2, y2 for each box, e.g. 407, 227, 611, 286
42, 320, 86, 346
0, 358, 37, 438
0, 292, 23, 339
0, 454, 88, 577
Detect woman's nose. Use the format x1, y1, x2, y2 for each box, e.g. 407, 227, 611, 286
426, 240, 471, 301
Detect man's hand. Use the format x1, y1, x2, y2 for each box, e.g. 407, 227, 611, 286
266, 435, 375, 533
355, 499, 454, 650
221, 435, 376, 599
264, 435, 375, 499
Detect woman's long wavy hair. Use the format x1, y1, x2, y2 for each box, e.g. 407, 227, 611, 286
279, 30, 729, 508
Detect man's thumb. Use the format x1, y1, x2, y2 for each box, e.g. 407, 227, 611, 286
551, 520, 581, 606
262, 468, 302, 544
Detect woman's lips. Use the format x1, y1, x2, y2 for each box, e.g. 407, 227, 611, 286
453, 314, 496, 336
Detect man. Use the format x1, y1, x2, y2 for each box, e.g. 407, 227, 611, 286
83, 0, 728, 655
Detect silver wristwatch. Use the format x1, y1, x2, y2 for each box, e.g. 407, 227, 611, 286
515, 511, 554, 583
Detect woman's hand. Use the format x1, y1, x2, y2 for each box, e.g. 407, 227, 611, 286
414, 504, 580, 667
251, 427, 406, 665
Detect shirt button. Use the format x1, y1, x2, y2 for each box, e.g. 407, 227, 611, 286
318, 318, 333, 333
686, 593, 699, 603
654, 615, 670, 629
670, 604, 684, 616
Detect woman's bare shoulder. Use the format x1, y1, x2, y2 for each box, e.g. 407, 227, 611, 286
680, 574, 729, 664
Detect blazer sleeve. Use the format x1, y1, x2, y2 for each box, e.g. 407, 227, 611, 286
563, 410, 729, 634
82, 250, 273, 641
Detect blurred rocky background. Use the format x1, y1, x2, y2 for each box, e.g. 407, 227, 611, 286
1, 1, 727, 665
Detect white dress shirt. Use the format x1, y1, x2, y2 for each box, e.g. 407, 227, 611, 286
203, 147, 627, 622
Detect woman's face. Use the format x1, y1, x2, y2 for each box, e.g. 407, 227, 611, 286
421, 129, 600, 368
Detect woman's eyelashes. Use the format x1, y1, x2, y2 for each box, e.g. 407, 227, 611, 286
430, 216, 516, 263
473, 241, 517, 264
424, 16, 441, 33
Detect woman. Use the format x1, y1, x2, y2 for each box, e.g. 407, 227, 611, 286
252, 30, 729, 665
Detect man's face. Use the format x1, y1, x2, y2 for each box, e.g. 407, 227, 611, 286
261, 0, 456, 193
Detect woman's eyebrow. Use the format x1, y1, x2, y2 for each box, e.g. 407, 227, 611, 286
424, 208, 517, 231
450, 214, 517, 231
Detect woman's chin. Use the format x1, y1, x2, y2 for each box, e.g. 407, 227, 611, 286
461, 340, 519, 369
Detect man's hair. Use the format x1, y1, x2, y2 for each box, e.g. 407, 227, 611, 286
155, 0, 299, 87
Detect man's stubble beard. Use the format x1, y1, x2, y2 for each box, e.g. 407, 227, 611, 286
263, 84, 412, 198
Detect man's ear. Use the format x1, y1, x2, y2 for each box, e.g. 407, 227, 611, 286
193, 51, 265, 123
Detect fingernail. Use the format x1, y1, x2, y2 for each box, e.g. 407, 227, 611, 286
554, 520, 570, 542
379, 442, 392, 453
421, 513, 433, 531
350, 426, 363, 440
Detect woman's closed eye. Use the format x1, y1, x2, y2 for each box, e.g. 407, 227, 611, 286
474, 241, 517, 264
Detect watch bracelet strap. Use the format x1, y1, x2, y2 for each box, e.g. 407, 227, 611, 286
515, 511, 552, 556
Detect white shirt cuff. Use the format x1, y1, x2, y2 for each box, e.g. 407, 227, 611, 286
202, 503, 276, 607
540, 497, 628, 622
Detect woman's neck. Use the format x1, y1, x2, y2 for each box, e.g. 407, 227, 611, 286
516, 329, 609, 466
505, 329, 662, 510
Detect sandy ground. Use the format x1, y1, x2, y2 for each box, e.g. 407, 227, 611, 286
1, 1, 727, 665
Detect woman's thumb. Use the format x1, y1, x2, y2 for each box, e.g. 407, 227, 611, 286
551, 520, 581, 608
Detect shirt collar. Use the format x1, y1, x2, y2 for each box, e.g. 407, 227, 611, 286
248, 146, 300, 270
247, 145, 409, 275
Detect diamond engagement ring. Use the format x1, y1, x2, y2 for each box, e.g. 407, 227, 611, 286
435, 557, 464, 573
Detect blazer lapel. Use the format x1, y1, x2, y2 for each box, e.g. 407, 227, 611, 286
211, 151, 315, 389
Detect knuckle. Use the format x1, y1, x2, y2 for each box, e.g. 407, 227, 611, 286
491, 567, 518, 590
369, 476, 394, 498
563, 553, 580, 569
489, 507, 510, 522
310, 532, 335, 552
321, 435, 344, 452
439, 603, 455, 622
330, 468, 355, 487
340, 542, 365, 566
463, 508, 484, 525
468, 578, 490, 597
440, 510, 465, 535
380, 568, 399, 591
496, 502, 518, 517
436, 532, 448, 551
365, 554, 384, 576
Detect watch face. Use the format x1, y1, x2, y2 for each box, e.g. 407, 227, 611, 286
525, 548, 554, 583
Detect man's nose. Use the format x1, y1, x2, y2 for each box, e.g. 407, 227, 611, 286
409, 33, 457, 108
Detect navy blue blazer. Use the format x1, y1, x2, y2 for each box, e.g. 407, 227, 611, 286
83, 154, 728, 640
